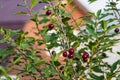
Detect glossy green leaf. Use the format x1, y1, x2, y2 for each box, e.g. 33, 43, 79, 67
83, 17, 94, 25
15, 11, 27, 15
89, 73, 104, 80
86, 26, 98, 38
97, 9, 101, 19
26, 37, 35, 44
62, 17, 71, 24
89, 0, 97, 3
99, 13, 110, 20
0, 66, 11, 80
111, 60, 120, 72
92, 66, 103, 73
101, 20, 107, 30
54, 61, 61, 66
36, 39, 44, 45
39, 19, 50, 24
53, 52, 62, 61
88, 12, 97, 18
30, 0, 39, 8
72, 41, 80, 50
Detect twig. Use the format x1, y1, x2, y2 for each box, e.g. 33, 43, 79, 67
49, 1, 70, 49
23, 0, 33, 17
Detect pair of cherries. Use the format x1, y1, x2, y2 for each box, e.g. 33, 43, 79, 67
46, 10, 54, 30
82, 52, 89, 62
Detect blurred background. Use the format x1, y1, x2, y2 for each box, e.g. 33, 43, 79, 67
0, 0, 46, 29
0, 0, 46, 48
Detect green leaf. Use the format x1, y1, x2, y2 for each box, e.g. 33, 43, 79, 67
107, 18, 117, 23
110, 2, 116, 6
72, 41, 80, 50
51, 33, 59, 40
15, 11, 27, 15
0, 26, 4, 33
30, 0, 39, 8
0, 47, 15, 59
99, 13, 110, 20
89, 73, 104, 80
62, 17, 71, 24
87, 41, 96, 51
107, 24, 120, 32
53, 52, 62, 61
26, 37, 35, 44
37, 39, 44, 45
111, 60, 120, 73
86, 26, 98, 38
88, 0, 97, 3
13, 56, 22, 64
0, 66, 12, 80
54, 61, 61, 66
97, 10, 101, 19
83, 17, 94, 25
88, 12, 97, 19
89, 73, 98, 79
117, 52, 120, 55
101, 20, 108, 31
39, 19, 50, 24
92, 66, 103, 73
21, 43, 29, 49
44, 34, 51, 43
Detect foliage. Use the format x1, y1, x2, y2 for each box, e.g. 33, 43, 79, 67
0, 0, 120, 80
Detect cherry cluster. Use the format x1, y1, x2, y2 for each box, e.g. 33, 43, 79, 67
62, 48, 74, 59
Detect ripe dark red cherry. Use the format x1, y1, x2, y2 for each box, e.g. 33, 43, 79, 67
68, 53, 74, 59
82, 52, 89, 59
114, 28, 119, 33
83, 58, 88, 62
68, 48, 74, 54
62, 51, 67, 57
48, 24, 54, 29
46, 10, 52, 15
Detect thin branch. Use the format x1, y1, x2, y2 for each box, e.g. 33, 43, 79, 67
23, 0, 33, 17
49, 1, 70, 49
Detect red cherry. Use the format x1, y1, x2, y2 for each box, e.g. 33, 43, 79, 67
68, 48, 74, 54
48, 24, 54, 29
68, 53, 74, 59
63, 51, 67, 57
46, 10, 52, 15
114, 28, 119, 33
82, 52, 89, 59
83, 58, 88, 62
